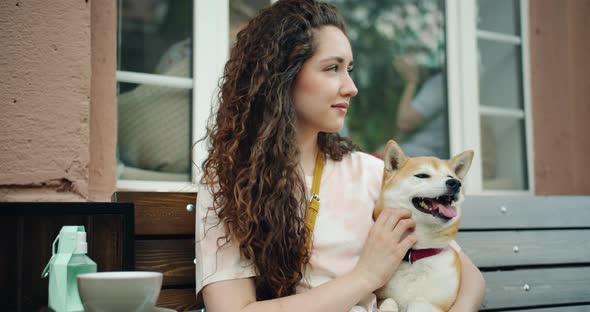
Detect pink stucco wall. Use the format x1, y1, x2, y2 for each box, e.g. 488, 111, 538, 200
0, 0, 116, 201
88, 0, 117, 201
0, 0, 588, 199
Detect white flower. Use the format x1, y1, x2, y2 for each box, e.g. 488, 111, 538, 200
407, 18, 421, 33
375, 15, 395, 40
405, 3, 419, 17
351, 6, 369, 23
424, 12, 438, 27
388, 7, 404, 28
423, 0, 438, 13
419, 30, 436, 49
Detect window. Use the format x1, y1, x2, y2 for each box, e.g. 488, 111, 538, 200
447, 0, 532, 193
116, 0, 194, 190
476, 0, 532, 192
115, 0, 532, 194
115, 0, 270, 191
329, 0, 450, 161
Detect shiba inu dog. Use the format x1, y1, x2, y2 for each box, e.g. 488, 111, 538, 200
374, 140, 474, 312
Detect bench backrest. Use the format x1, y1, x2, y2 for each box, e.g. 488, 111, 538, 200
458, 195, 590, 311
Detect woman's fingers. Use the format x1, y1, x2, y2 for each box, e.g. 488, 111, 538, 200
355, 208, 417, 290
400, 231, 418, 250
391, 218, 416, 240
376, 208, 412, 231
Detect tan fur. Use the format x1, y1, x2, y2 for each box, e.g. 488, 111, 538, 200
438, 218, 461, 241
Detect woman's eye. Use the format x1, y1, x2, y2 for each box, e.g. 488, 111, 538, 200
414, 174, 430, 179
347, 67, 354, 73
326, 65, 338, 72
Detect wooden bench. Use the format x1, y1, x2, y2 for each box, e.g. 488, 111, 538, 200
457, 195, 590, 311
112, 193, 590, 311
112, 192, 202, 312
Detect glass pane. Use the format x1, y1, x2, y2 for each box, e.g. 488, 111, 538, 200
478, 39, 523, 110
329, 0, 449, 159
229, 0, 269, 48
117, 0, 193, 79
117, 0, 193, 182
477, 0, 520, 36
117, 82, 192, 182
480, 115, 528, 191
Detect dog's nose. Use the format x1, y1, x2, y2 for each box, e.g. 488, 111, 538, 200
446, 179, 461, 191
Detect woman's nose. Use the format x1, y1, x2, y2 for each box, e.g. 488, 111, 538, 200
341, 74, 358, 97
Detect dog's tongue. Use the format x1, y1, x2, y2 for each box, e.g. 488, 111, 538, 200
431, 200, 457, 218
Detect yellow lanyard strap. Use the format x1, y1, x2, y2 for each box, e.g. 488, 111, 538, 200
304, 151, 325, 251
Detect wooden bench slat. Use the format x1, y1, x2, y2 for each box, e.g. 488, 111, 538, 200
508, 305, 590, 312
157, 288, 200, 311
461, 196, 590, 229
481, 267, 590, 310
135, 239, 196, 286
114, 192, 197, 235
457, 230, 590, 268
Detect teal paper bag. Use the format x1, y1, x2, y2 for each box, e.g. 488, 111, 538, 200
42, 226, 95, 312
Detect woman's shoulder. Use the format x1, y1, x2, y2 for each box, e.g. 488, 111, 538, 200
326, 151, 384, 201
332, 151, 384, 179
345, 151, 384, 170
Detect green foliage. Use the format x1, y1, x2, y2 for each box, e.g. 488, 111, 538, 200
328, 0, 444, 152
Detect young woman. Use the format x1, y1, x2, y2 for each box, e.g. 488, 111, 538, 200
195, 1, 485, 311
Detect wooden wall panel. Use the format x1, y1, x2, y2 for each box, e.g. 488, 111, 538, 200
530, 0, 590, 195
135, 239, 195, 286
157, 288, 200, 311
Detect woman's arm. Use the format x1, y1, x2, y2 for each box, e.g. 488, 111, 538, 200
203, 270, 374, 312
202, 208, 417, 312
393, 55, 425, 131
449, 250, 486, 311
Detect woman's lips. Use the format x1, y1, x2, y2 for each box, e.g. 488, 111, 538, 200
331, 103, 349, 114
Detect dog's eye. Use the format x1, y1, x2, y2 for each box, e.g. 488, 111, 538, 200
414, 174, 430, 179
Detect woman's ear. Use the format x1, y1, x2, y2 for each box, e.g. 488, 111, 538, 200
449, 150, 474, 180
384, 140, 408, 173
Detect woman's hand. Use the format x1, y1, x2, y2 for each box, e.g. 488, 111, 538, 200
352, 208, 417, 291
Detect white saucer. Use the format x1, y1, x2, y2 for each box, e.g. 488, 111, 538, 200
154, 307, 177, 312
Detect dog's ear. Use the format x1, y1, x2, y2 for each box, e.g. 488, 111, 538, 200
384, 140, 408, 172
449, 150, 474, 180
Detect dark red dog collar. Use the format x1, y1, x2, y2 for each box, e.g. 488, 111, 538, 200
403, 248, 444, 264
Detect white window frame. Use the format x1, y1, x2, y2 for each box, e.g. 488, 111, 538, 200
446, 0, 534, 195
116, 0, 230, 192
116, 0, 290, 192
116, 0, 534, 194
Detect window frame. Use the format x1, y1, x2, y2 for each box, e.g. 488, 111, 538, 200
115, 0, 231, 192
115, 0, 534, 195
447, 0, 533, 195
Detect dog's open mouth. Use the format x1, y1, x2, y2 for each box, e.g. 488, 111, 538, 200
412, 195, 457, 221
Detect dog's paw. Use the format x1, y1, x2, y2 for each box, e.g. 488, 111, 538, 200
378, 298, 399, 312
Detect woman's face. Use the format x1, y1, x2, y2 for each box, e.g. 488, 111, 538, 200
292, 25, 358, 135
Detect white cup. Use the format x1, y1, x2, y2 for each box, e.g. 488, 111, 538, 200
78, 271, 163, 312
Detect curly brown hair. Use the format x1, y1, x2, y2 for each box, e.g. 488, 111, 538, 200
201, 0, 358, 300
